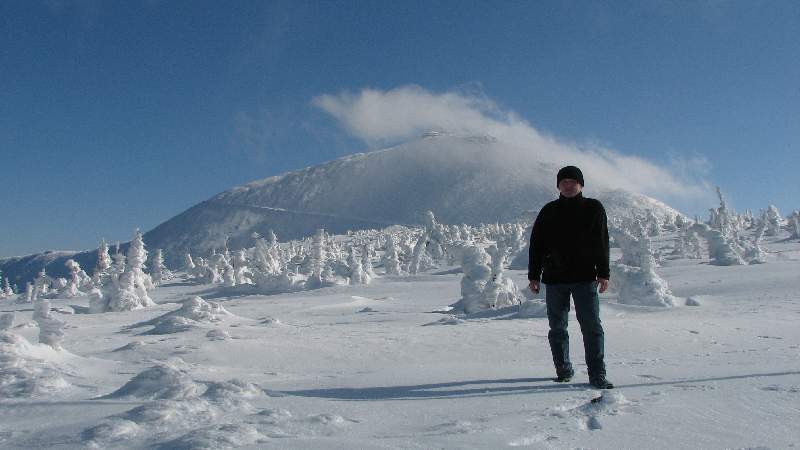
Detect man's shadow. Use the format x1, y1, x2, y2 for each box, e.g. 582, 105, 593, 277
277, 371, 800, 401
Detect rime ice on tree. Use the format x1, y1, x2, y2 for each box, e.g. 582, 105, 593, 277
482, 245, 522, 310
361, 243, 376, 279
93, 239, 113, 285
382, 235, 403, 276
789, 211, 800, 240
452, 245, 493, 314
763, 205, 784, 237
305, 229, 327, 289
348, 245, 370, 284
64, 259, 89, 297
692, 223, 745, 266
150, 249, 172, 285
743, 223, 768, 264
610, 220, 677, 307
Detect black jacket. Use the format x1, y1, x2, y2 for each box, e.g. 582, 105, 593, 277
528, 193, 610, 284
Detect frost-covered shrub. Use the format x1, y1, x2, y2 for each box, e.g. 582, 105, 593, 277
183, 253, 196, 272
382, 235, 403, 276
98, 268, 156, 313
483, 245, 522, 310
610, 221, 676, 307
347, 246, 370, 284
93, 239, 113, 285
743, 223, 768, 265
361, 243, 376, 279
693, 223, 744, 266
150, 249, 172, 285
1, 277, 13, 299
789, 211, 800, 240
408, 231, 436, 275
233, 249, 253, 285
451, 244, 521, 314
33, 300, 65, 349
646, 210, 661, 236
64, 259, 90, 297
32, 269, 51, 301
763, 205, 784, 237
454, 245, 492, 313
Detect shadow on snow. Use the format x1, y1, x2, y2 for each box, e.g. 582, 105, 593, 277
278, 371, 800, 401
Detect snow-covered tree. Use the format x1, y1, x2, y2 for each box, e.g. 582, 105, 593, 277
362, 243, 376, 279
452, 245, 493, 314
423, 211, 446, 262
789, 211, 800, 240
382, 234, 403, 276
150, 248, 172, 285
305, 229, 327, 289
743, 223, 768, 264
233, 249, 253, 285
183, 253, 196, 272
2, 277, 13, 298
24, 283, 34, 303
610, 220, 677, 307
347, 246, 370, 285
408, 231, 434, 275
645, 210, 661, 236
693, 223, 744, 266
103, 268, 155, 312
64, 259, 89, 297
483, 244, 522, 310
763, 205, 784, 236
94, 239, 112, 283
32, 268, 51, 301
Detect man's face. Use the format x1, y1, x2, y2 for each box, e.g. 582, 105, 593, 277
558, 178, 582, 198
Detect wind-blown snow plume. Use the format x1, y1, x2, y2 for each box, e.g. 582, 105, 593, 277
313, 85, 710, 203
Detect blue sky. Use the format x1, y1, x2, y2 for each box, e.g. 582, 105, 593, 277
1, 0, 798, 257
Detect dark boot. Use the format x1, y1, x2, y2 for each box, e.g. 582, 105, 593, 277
589, 376, 614, 389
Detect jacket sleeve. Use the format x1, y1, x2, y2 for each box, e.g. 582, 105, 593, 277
528, 211, 546, 281
595, 204, 610, 280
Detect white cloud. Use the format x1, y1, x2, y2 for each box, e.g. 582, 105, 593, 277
313, 85, 713, 204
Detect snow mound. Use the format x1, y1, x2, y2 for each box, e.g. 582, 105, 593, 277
160, 424, 267, 450
514, 300, 548, 318
132, 296, 233, 335
148, 316, 196, 335
87, 366, 271, 448
101, 364, 204, 400
202, 379, 263, 411
206, 329, 231, 340
423, 316, 466, 326
112, 340, 146, 352
176, 296, 232, 322
685, 297, 702, 306
0, 332, 71, 399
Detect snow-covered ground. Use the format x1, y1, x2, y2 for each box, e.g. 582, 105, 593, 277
2, 232, 799, 449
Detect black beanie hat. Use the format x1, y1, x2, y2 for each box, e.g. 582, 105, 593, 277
557, 166, 584, 187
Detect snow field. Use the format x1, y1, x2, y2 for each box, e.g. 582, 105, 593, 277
0, 230, 799, 448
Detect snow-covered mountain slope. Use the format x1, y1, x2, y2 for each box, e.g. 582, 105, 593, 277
144, 133, 681, 266
1, 133, 682, 278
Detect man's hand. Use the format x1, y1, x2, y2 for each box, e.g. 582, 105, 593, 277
597, 278, 609, 294
529, 280, 540, 294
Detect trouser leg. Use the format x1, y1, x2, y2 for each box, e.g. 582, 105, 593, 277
545, 283, 572, 375
573, 281, 605, 378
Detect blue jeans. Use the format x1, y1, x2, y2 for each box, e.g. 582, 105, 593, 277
545, 281, 606, 378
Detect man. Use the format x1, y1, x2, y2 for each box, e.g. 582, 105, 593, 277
528, 166, 613, 389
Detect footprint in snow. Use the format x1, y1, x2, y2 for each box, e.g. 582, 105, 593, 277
551, 391, 632, 432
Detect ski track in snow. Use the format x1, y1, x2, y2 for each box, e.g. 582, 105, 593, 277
1, 230, 800, 448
